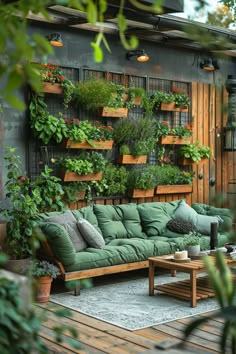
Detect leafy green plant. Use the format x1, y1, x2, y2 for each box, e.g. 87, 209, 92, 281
29, 260, 60, 278
29, 94, 67, 144
126, 86, 147, 107
34, 165, 65, 212
74, 78, 128, 111
1, 147, 42, 259
179, 141, 212, 162
172, 123, 193, 138
113, 117, 156, 156
61, 151, 107, 175
184, 252, 236, 354
62, 182, 87, 204
147, 165, 195, 185
37, 62, 75, 108
127, 168, 156, 190
183, 231, 201, 246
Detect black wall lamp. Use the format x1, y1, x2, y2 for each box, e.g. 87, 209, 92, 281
200, 58, 219, 71
126, 49, 149, 62
224, 75, 236, 151
46, 33, 63, 47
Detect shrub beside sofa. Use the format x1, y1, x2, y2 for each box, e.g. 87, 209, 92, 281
36, 199, 233, 295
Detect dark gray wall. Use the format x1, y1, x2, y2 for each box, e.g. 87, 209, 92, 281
0, 21, 235, 206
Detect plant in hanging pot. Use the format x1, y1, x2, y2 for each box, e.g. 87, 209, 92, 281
178, 140, 212, 164
29, 259, 60, 303
37, 62, 75, 108
127, 167, 156, 198
113, 117, 156, 163
1, 147, 42, 272
74, 78, 129, 117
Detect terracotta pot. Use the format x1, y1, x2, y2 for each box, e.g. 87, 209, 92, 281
34, 276, 53, 303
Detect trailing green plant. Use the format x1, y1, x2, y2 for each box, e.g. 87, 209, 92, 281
127, 167, 156, 190
29, 260, 60, 278
113, 117, 156, 156
29, 94, 67, 144
34, 165, 65, 212
184, 251, 236, 354
1, 147, 42, 259
37, 62, 75, 108
179, 140, 212, 162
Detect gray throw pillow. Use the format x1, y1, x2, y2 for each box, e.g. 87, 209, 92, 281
77, 218, 105, 249
174, 200, 221, 235
45, 210, 88, 252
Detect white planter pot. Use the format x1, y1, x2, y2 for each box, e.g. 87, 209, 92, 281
186, 245, 200, 257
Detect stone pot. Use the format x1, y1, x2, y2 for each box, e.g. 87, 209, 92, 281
185, 244, 200, 257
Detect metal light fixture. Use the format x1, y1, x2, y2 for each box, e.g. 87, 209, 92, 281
200, 58, 219, 71
224, 75, 236, 151
126, 49, 149, 62
46, 33, 63, 47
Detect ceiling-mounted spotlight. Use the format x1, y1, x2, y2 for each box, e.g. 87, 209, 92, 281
126, 49, 149, 62
46, 33, 63, 47
200, 58, 219, 71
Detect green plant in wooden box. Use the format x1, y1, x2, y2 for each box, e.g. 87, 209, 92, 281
148, 165, 195, 185
74, 78, 127, 111
37, 62, 75, 108
61, 151, 107, 175
62, 182, 88, 203
179, 140, 212, 163
113, 117, 156, 157
127, 167, 156, 190
29, 94, 67, 144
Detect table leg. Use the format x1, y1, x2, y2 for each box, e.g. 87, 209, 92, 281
190, 270, 197, 307
149, 260, 155, 296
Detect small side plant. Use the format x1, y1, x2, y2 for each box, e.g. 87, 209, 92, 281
183, 231, 201, 246
30, 260, 60, 278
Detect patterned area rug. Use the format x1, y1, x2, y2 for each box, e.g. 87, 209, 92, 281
50, 272, 219, 330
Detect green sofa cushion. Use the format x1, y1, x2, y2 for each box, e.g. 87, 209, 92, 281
191, 203, 233, 233
137, 200, 182, 236
115, 204, 147, 239
39, 222, 76, 266
65, 238, 174, 272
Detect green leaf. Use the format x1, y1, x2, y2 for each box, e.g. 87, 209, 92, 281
5, 71, 24, 94
91, 42, 103, 62
5, 95, 25, 110
87, 1, 97, 24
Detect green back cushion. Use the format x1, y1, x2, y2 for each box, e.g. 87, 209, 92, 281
115, 204, 146, 239
137, 200, 182, 236
39, 222, 76, 266
191, 203, 233, 232
73, 205, 102, 234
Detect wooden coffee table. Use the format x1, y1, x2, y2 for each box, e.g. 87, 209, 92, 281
148, 254, 236, 307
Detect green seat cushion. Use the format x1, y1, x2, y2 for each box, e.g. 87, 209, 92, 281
65, 238, 174, 272
137, 200, 182, 236
39, 222, 76, 266
191, 203, 233, 233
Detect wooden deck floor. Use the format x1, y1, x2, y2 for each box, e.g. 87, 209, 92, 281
36, 270, 225, 354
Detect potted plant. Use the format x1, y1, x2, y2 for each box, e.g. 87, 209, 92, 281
126, 86, 146, 106
74, 78, 129, 117
178, 140, 212, 164
60, 151, 107, 182
62, 118, 114, 149
62, 181, 88, 204
29, 94, 67, 144
127, 167, 156, 198
113, 117, 156, 163
37, 62, 75, 108
29, 259, 60, 303
183, 231, 201, 256
1, 147, 42, 272
157, 121, 193, 144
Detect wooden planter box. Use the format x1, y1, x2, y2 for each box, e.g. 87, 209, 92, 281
97, 107, 128, 118
62, 139, 113, 150
160, 102, 189, 112
62, 171, 103, 182
118, 154, 147, 164
155, 184, 193, 194
178, 158, 208, 165
41, 82, 63, 94
158, 136, 193, 145
128, 188, 154, 198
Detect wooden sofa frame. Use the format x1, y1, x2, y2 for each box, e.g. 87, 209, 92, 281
41, 240, 149, 295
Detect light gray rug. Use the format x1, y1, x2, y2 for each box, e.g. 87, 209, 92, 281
50, 272, 219, 330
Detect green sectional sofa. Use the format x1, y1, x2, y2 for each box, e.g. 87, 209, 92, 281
36, 199, 233, 295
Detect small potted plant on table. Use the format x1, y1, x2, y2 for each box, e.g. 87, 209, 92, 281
183, 231, 201, 257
